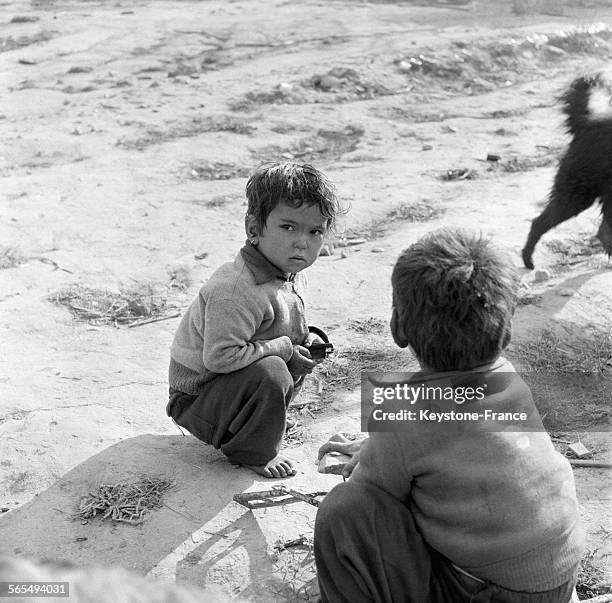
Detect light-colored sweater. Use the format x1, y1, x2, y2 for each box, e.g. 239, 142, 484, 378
169, 243, 309, 393
352, 358, 585, 592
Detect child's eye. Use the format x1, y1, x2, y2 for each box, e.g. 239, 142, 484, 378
281, 225, 295, 231
311, 229, 324, 236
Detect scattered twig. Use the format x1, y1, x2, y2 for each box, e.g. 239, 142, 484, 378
128, 312, 182, 328
35, 257, 73, 273
163, 502, 197, 521
569, 460, 612, 469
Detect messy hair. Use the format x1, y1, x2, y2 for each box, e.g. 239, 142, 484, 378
391, 229, 519, 371
245, 162, 342, 233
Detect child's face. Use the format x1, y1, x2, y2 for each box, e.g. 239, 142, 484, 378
250, 201, 328, 273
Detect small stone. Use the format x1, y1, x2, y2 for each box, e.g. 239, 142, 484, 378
422, 144, 433, 151
371, 247, 384, 253
318, 452, 352, 475
534, 269, 551, 283
542, 45, 567, 60
315, 75, 340, 91
319, 242, 334, 256
557, 288, 574, 297
568, 442, 591, 459
128, 300, 150, 316
340, 249, 350, 259
397, 60, 412, 74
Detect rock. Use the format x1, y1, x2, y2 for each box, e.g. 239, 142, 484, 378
318, 452, 352, 475
568, 442, 591, 459
557, 288, 574, 297
534, 269, 551, 283
397, 60, 413, 74
542, 45, 567, 60
314, 75, 340, 91
340, 249, 350, 259
422, 144, 433, 151
319, 242, 334, 256
10, 15, 40, 23
128, 300, 150, 317
371, 247, 384, 253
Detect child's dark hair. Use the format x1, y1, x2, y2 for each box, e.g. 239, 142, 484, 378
245, 162, 341, 232
391, 229, 519, 371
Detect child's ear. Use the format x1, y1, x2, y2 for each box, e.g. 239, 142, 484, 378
390, 307, 409, 348
245, 214, 260, 245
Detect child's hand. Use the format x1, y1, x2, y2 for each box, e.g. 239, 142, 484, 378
303, 333, 329, 365
287, 344, 316, 377
317, 434, 364, 479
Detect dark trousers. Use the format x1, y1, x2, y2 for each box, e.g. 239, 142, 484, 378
314, 482, 577, 603
167, 356, 295, 466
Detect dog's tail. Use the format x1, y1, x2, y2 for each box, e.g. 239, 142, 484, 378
560, 73, 603, 135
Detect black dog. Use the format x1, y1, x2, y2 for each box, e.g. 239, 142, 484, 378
522, 73, 612, 269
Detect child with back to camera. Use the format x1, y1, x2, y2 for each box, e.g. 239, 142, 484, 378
315, 229, 585, 602
167, 162, 342, 479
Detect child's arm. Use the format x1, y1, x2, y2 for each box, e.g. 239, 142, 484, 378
202, 296, 294, 373
350, 432, 415, 501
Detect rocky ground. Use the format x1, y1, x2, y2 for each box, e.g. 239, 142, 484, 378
0, 0, 611, 600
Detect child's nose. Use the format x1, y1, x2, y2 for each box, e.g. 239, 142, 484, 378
294, 236, 308, 249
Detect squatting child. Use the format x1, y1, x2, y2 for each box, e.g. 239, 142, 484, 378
167, 162, 342, 478
315, 228, 585, 602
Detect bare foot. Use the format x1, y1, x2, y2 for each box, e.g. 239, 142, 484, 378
243, 455, 297, 479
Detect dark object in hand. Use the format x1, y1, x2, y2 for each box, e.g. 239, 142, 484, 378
308, 342, 334, 360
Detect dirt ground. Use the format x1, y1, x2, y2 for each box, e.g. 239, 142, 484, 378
1, 0, 611, 600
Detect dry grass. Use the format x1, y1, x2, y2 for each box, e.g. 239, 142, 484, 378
576, 549, 612, 599
77, 477, 173, 525
545, 236, 605, 267
383, 200, 444, 224
283, 421, 310, 448
441, 168, 478, 181
230, 67, 392, 110
117, 115, 256, 150
52, 284, 173, 326
167, 266, 192, 291
509, 328, 612, 374
507, 328, 611, 431
499, 155, 557, 173
517, 291, 543, 306
347, 317, 388, 335
255, 125, 365, 165
0, 247, 27, 270
318, 345, 416, 394
188, 161, 251, 181
272, 537, 319, 602
362, 200, 445, 240
0, 31, 55, 53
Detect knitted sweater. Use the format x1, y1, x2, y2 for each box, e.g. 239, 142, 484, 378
352, 358, 585, 592
169, 242, 309, 394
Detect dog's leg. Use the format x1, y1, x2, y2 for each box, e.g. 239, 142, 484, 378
522, 185, 597, 269
597, 193, 612, 258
